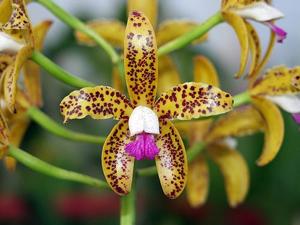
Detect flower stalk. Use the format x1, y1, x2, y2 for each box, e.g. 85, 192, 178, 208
31, 51, 95, 88
8, 145, 108, 189
27, 107, 106, 144
120, 179, 136, 225
157, 11, 224, 56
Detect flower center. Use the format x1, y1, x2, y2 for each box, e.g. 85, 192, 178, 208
264, 22, 287, 43
0, 32, 24, 53
125, 132, 159, 160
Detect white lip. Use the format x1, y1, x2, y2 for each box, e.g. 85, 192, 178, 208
128, 106, 160, 136
232, 2, 284, 22
0, 32, 24, 52
266, 94, 300, 113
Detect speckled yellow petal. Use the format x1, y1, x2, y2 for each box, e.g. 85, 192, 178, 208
124, 11, 158, 107
193, 55, 219, 87
252, 97, 284, 166
0, 110, 9, 145
4, 156, 16, 172
222, 12, 249, 78
75, 20, 125, 48
291, 67, 300, 89
208, 143, 249, 207
154, 82, 233, 120
60, 86, 133, 123
3, 46, 32, 113
156, 20, 208, 47
155, 120, 187, 199
0, 53, 14, 74
205, 105, 264, 143
102, 120, 134, 196
251, 66, 300, 96
186, 156, 209, 207
246, 22, 261, 76
128, 0, 157, 27
248, 31, 276, 85
157, 55, 181, 95
23, 20, 52, 107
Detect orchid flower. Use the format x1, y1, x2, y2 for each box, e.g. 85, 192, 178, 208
221, 0, 287, 78
0, 21, 52, 171
60, 11, 233, 199
0, 0, 52, 112
250, 66, 300, 129
158, 55, 253, 207
75, 0, 207, 91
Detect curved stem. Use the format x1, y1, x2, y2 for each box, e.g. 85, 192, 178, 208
158, 11, 223, 56
8, 145, 108, 189
27, 107, 105, 144
31, 51, 95, 88
120, 180, 136, 225
34, 0, 120, 65
233, 91, 251, 108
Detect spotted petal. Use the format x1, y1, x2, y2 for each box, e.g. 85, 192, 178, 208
128, 0, 157, 27
102, 120, 134, 195
222, 12, 249, 78
155, 120, 187, 199
186, 156, 209, 207
154, 82, 233, 120
75, 20, 125, 48
24, 20, 52, 107
156, 20, 208, 47
205, 105, 264, 143
193, 55, 219, 86
124, 11, 158, 107
251, 66, 300, 96
291, 67, 300, 90
0, 110, 9, 145
60, 86, 133, 123
208, 143, 249, 207
3, 46, 32, 112
252, 97, 284, 166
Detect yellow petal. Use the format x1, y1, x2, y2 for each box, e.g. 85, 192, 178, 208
4, 156, 16, 172
156, 20, 208, 47
23, 21, 52, 107
3, 46, 32, 112
0, 53, 14, 75
193, 55, 220, 87
208, 143, 249, 207
186, 156, 209, 207
222, 12, 249, 78
102, 120, 134, 195
187, 119, 212, 144
251, 66, 300, 96
128, 0, 157, 28
112, 65, 124, 92
0, 110, 9, 145
245, 21, 261, 76
60, 86, 133, 123
75, 20, 125, 48
205, 105, 264, 143
124, 11, 158, 107
0, 0, 12, 25
155, 120, 187, 199
154, 82, 233, 120
32, 20, 52, 50
291, 67, 300, 89
9, 113, 30, 147
252, 97, 284, 166
157, 55, 181, 95
248, 30, 276, 85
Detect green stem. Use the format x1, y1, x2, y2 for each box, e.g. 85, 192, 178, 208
120, 180, 136, 225
8, 145, 108, 189
158, 11, 223, 56
233, 91, 251, 108
31, 51, 95, 88
27, 107, 105, 144
34, 0, 120, 65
